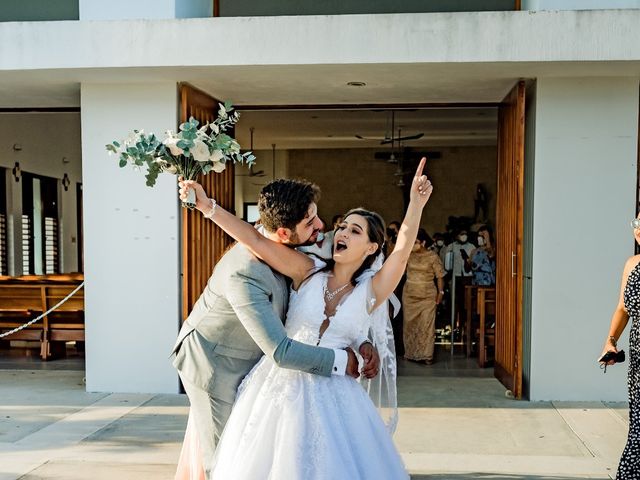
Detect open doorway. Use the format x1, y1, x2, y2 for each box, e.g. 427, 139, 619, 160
231, 103, 518, 389
0, 112, 84, 370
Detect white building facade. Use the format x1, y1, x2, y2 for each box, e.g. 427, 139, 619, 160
1, 0, 639, 401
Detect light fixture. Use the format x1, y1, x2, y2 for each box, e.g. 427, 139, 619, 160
346, 81, 366, 87
62, 173, 71, 191
12, 162, 20, 182
12, 143, 22, 151
62, 156, 70, 164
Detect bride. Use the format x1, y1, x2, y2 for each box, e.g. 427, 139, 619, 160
179, 158, 432, 479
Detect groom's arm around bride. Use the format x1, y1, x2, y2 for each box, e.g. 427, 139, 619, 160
172, 177, 362, 478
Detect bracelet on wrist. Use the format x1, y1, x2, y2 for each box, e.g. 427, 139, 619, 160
202, 198, 217, 219
608, 336, 617, 347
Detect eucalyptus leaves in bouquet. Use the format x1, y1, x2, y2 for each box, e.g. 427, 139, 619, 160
106, 102, 255, 208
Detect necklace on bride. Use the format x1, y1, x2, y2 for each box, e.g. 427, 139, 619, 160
324, 281, 352, 301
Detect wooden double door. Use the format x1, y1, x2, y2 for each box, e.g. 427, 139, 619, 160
177, 80, 529, 399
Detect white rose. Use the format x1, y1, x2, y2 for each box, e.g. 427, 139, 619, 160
191, 139, 210, 163
163, 137, 184, 156
212, 161, 226, 173
209, 150, 224, 163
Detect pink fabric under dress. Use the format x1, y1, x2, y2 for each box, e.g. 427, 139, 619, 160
174, 410, 205, 480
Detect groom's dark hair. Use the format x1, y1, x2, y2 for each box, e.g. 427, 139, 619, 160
258, 178, 321, 232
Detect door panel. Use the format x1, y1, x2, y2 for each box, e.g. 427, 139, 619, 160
180, 83, 235, 320
494, 81, 525, 398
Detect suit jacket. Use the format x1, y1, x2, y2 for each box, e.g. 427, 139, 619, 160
172, 243, 335, 403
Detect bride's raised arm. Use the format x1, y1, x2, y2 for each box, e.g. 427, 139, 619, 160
371, 158, 433, 310
179, 178, 315, 287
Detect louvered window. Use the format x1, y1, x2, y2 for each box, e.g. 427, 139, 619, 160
21, 214, 31, 274
44, 216, 59, 274
21, 173, 59, 275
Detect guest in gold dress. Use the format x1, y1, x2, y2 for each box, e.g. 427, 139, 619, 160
403, 229, 445, 365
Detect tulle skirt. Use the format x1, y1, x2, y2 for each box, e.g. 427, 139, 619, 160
210, 357, 408, 480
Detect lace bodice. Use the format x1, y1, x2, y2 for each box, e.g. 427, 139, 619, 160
285, 270, 372, 350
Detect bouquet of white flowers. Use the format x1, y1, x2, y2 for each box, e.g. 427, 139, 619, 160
106, 101, 254, 208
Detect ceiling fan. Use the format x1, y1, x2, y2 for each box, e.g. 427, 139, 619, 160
237, 127, 266, 178
355, 111, 424, 145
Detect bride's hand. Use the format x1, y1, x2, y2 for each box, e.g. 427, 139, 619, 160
178, 177, 210, 212
409, 157, 433, 209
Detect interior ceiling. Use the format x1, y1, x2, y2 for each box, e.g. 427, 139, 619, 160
235, 108, 498, 150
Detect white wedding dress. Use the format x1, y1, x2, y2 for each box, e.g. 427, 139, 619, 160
210, 270, 408, 479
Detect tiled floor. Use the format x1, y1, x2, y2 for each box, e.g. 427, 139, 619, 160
0, 346, 629, 479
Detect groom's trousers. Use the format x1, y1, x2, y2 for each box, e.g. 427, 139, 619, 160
179, 373, 233, 478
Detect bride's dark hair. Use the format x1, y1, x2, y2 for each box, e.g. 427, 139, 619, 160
312, 208, 387, 286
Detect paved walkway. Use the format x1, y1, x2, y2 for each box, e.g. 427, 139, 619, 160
0, 358, 630, 479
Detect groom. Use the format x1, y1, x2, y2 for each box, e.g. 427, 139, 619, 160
172, 177, 378, 478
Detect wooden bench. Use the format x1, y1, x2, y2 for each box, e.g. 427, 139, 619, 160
0, 276, 84, 360
0, 284, 45, 345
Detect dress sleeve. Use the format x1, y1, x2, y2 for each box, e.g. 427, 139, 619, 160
432, 252, 446, 279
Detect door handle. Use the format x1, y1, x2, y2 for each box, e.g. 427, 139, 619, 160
511, 252, 516, 278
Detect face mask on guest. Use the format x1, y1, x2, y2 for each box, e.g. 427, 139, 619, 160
477, 236, 485, 246
458, 235, 468, 243
436, 240, 444, 247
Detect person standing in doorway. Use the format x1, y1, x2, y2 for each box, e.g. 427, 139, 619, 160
403, 229, 445, 365
430, 232, 446, 256
386, 220, 401, 257
442, 229, 475, 340
600, 215, 640, 478
470, 225, 496, 286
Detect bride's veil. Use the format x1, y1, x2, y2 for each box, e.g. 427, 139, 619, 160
356, 252, 400, 434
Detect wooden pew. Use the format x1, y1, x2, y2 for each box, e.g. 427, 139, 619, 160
0, 276, 84, 359
0, 284, 45, 344
43, 284, 85, 359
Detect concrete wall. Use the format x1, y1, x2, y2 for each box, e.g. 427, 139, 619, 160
79, 0, 210, 21
81, 83, 181, 394
4, 11, 640, 73
285, 147, 496, 235
529, 77, 639, 401
0, 113, 82, 274
522, 0, 640, 10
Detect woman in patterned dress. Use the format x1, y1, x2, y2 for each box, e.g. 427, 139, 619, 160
600, 215, 640, 478
403, 229, 445, 365
470, 225, 496, 287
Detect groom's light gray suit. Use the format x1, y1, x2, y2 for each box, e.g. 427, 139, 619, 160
172, 242, 343, 477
